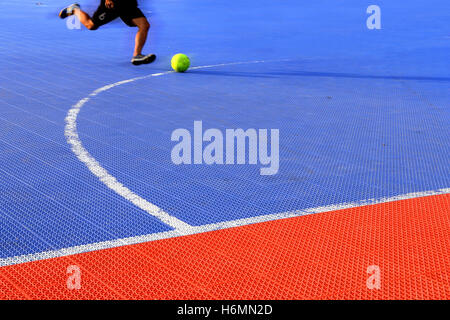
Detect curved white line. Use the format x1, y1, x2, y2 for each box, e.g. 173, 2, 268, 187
0, 58, 448, 267
64, 61, 268, 232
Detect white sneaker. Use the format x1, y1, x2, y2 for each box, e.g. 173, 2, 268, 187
59, 3, 80, 19
131, 54, 157, 66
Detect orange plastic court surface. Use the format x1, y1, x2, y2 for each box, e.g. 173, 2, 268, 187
0, 194, 448, 300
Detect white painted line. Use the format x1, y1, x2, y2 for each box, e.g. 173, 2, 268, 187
64, 71, 193, 232
2, 60, 448, 268
64, 60, 271, 232
193, 187, 450, 232
1, 187, 448, 267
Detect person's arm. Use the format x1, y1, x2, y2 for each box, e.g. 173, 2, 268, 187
105, 0, 114, 9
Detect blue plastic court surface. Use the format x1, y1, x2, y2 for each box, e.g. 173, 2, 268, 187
0, 0, 449, 259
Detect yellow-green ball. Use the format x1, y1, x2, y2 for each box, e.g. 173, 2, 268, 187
171, 53, 190, 72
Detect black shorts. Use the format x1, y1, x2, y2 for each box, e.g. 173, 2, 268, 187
92, 0, 145, 29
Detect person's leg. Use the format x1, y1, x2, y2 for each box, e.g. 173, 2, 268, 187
59, 2, 117, 31
72, 8, 96, 30
118, 4, 156, 64
131, 17, 150, 56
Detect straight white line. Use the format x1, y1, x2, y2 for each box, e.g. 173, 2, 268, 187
3, 60, 448, 267
193, 187, 450, 232
1, 187, 448, 267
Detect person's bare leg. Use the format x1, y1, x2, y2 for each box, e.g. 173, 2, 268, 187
73, 8, 96, 30
132, 17, 150, 56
